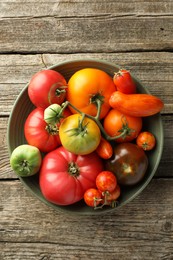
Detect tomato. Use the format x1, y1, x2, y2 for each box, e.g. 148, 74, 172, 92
109, 91, 164, 117
96, 137, 113, 159
113, 69, 136, 94
96, 171, 117, 192
59, 114, 101, 155
28, 70, 67, 108
103, 108, 142, 142
39, 146, 104, 205
136, 131, 156, 151
84, 188, 102, 207
105, 143, 148, 186
44, 104, 72, 125
10, 145, 42, 177
24, 107, 61, 153
67, 68, 116, 119
102, 185, 121, 206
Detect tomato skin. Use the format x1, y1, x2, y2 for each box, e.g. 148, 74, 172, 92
59, 114, 101, 155
28, 70, 67, 108
136, 131, 156, 151
96, 137, 113, 159
103, 109, 142, 142
96, 171, 117, 192
109, 91, 164, 117
105, 143, 148, 186
102, 185, 121, 205
24, 107, 61, 153
67, 68, 116, 119
84, 188, 102, 207
39, 147, 104, 205
113, 69, 136, 94
10, 144, 42, 177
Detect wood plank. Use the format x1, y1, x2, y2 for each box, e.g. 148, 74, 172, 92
1, 115, 173, 179
0, 52, 173, 115
1, 0, 173, 18
0, 179, 173, 260
0, 15, 173, 53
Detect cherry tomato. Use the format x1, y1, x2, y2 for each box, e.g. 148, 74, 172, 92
67, 68, 116, 119
102, 185, 121, 206
59, 114, 101, 155
96, 137, 113, 159
136, 131, 156, 151
84, 188, 102, 207
39, 147, 104, 205
105, 143, 148, 186
113, 69, 136, 94
96, 171, 117, 192
28, 70, 67, 108
103, 108, 142, 142
109, 91, 164, 117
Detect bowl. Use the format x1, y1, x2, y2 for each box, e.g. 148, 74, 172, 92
7, 59, 164, 215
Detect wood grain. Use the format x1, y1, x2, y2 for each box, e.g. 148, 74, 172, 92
0, 179, 173, 260
0, 53, 173, 115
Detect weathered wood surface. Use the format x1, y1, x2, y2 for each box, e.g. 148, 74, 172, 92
1, 1, 173, 259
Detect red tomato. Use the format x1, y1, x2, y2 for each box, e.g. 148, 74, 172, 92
28, 70, 67, 108
96, 137, 113, 159
113, 69, 136, 94
102, 185, 121, 206
96, 171, 117, 193
24, 107, 62, 153
84, 188, 102, 207
103, 108, 142, 142
136, 131, 156, 151
39, 147, 104, 205
109, 91, 164, 117
67, 68, 116, 119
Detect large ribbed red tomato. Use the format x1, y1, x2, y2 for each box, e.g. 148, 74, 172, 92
39, 146, 104, 205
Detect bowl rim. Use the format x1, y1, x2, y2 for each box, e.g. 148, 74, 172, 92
7, 58, 164, 216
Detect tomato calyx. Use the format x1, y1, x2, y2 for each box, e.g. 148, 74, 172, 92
68, 162, 79, 177
45, 123, 59, 135
65, 114, 89, 138
55, 86, 67, 97
18, 159, 32, 176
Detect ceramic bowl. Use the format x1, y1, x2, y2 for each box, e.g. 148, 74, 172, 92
7, 59, 164, 215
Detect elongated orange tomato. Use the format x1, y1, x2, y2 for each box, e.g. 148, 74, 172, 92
96, 137, 113, 159
109, 91, 164, 117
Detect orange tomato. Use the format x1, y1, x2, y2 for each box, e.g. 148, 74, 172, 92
109, 91, 164, 117
96, 137, 113, 159
103, 108, 142, 142
136, 131, 156, 151
67, 68, 116, 119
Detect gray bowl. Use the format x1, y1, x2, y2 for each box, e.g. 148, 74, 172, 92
7, 59, 164, 215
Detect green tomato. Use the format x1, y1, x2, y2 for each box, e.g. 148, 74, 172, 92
44, 103, 62, 124
59, 114, 101, 155
10, 144, 42, 177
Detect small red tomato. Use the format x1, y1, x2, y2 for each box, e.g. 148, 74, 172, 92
96, 137, 113, 159
102, 185, 121, 206
136, 131, 156, 151
84, 188, 102, 207
113, 69, 136, 94
96, 171, 117, 193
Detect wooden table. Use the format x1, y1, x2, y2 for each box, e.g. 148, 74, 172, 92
1, 1, 173, 259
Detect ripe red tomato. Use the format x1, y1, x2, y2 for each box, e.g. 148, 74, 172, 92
39, 147, 104, 205
24, 107, 61, 153
103, 108, 142, 142
136, 131, 156, 151
28, 70, 67, 108
96, 171, 117, 193
105, 143, 148, 186
113, 69, 136, 94
84, 188, 102, 207
102, 185, 121, 206
67, 68, 116, 119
